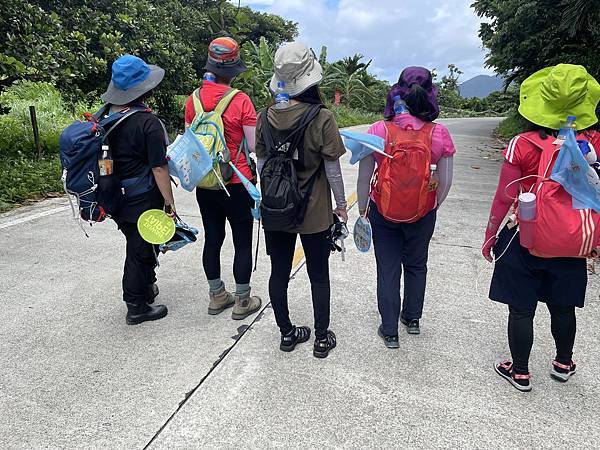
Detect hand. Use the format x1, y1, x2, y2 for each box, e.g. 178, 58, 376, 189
482, 236, 497, 263
334, 207, 348, 223
164, 203, 176, 219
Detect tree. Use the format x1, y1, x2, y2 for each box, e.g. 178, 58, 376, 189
322, 54, 375, 107
472, 0, 600, 83
435, 64, 464, 109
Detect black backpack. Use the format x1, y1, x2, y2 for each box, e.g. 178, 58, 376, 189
259, 104, 324, 231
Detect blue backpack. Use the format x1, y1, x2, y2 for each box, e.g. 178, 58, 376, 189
59, 106, 148, 222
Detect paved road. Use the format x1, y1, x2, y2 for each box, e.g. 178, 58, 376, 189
1, 118, 599, 449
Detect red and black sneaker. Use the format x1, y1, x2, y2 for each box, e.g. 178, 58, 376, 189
550, 360, 577, 382
494, 359, 532, 392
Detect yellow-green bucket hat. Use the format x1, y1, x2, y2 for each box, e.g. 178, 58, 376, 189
518, 64, 600, 130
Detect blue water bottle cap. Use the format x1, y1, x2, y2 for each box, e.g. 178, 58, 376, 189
568, 115, 577, 121
393, 95, 401, 102
277, 81, 285, 89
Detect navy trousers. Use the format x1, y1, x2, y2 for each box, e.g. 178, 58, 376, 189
369, 204, 437, 336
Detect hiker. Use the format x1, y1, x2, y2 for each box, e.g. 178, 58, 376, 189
357, 67, 455, 348
482, 64, 600, 392
184, 37, 261, 320
256, 42, 347, 358
100, 55, 174, 325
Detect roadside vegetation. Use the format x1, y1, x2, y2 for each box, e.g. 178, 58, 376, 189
472, 0, 600, 140
0, 0, 515, 209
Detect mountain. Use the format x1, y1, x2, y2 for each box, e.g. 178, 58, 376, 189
459, 75, 504, 99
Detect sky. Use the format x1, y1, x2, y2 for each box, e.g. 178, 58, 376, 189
235, 0, 494, 83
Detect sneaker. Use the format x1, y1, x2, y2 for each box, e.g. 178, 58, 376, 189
207, 287, 235, 315
147, 283, 159, 305
280, 326, 311, 352
231, 291, 262, 320
126, 304, 168, 325
494, 359, 532, 392
313, 330, 337, 359
378, 325, 399, 349
400, 316, 420, 335
550, 360, 577, 382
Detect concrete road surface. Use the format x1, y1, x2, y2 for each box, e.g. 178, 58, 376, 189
1, 118, 599, 449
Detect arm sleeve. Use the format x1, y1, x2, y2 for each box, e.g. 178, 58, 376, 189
324, 158, 347, 209
145, 116, 168, 168
243, 125, 256, 153
320, 110, 346, 161
485, 161, 522, 242
255, 113, 267, 159
439, 125, 457, 158
436, 156, 453, 207
357, 155, 375, 214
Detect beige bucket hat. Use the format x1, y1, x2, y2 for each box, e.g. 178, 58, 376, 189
270, 42, 323, 97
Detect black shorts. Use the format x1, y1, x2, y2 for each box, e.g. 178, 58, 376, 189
489, 226, 588, 310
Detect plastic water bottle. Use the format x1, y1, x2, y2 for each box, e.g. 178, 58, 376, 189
518, 192, 537, 249
274, 81, 290, 110
428, 164, 439, 191
98, 145, 113, 176
557, 115, 577, 140
393, 95, 409, 115
203, 72, 216, 83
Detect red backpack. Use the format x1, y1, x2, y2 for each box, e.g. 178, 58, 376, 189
371, 122, 437, 223
519, 131, 599, 258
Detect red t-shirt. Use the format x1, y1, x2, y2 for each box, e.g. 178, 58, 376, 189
503, 130, 600, 191
185, 81, 257, 183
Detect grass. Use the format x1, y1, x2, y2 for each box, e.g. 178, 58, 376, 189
0, 158, 63, 212
329, 105, 382, 128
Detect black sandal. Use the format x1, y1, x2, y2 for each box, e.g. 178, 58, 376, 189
313, 330, 337, 358
280, 326, 311, 352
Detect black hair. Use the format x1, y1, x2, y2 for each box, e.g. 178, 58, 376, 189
291, 85, 325, 105
129, 90, 154, 106
404, 84, 434, 122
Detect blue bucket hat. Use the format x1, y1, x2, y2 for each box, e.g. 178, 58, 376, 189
101, 55, 165, 105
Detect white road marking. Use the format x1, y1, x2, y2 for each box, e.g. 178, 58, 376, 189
0, 206, 70, 230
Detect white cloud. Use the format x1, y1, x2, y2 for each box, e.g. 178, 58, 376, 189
236, 0, 493, 83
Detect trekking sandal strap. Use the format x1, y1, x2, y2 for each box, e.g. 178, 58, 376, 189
552, 360, 574, 370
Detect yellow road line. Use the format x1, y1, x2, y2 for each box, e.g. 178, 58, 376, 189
291, 190, 358, 269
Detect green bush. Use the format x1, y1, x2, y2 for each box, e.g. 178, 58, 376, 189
329, 105, 381, 128
0, 81, 102, 159
0, 158, 63, 211
496, 110, 529, 140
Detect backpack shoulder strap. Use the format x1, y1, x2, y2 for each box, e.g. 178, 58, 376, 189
260, 108, 278, 155
214, 89, 240, 116
192, 88, 205, 115
100, 107, 148, 142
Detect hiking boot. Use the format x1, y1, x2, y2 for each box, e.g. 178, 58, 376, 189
280, 326, 311, 352
207, 287, 235, 315
378, 325, 399, 349
313, 330, 337, 359
126, 303, 168, 325
550, 360, 577, 382
231, 290, 262, 320
494, 359, 532, 392
147, 283, 159, 305
401, 316, 420, 335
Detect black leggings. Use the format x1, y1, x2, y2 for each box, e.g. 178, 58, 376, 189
508, 304, 576, 374
196, 184, 254, 284
265, 230, 331, 339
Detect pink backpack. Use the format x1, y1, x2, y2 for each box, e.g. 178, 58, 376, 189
519, 132, 599, 258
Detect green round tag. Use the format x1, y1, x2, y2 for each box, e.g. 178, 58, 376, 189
137, 209, 176, 244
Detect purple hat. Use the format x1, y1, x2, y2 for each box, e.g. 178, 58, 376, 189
384, 67, 440, 122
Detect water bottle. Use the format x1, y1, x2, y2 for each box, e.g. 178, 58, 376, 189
274, 81, 290, 110
428, 164, 439, 191
98, 145, 113, 176
557, 115, 577, 141
518, 192, 537, 249
203, 72, 216, 83
393, 95, 409, 115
